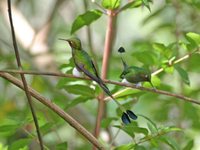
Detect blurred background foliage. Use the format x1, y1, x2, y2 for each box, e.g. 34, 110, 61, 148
0, 0, 200, 149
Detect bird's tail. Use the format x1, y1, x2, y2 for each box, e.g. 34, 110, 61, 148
98, 79, 125, 111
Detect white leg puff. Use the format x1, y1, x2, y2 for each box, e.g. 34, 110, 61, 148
72, 67, 83, 77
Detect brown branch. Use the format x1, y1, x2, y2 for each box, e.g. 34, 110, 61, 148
7, 0, 44, 149
0, 72, 104, 150
94, 10, 116, 144
0, 69, 199, 105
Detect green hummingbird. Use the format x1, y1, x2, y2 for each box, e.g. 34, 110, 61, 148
59, 38, 126, 110
118, 47, 155, 88
59, 38, 138, 124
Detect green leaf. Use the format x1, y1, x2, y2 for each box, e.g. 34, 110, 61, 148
102, 0, 120, 9
0, 124, 20, 134
62, 84, 95, 97
8, 139, 31, 150
161, 126, 182, 133
56, 142, 68, 150
113, 88, 140, 99
138, 114, 158, 132
115, 122, 148, 138
186, 32, 200, 48
40, 122, 53, 134
153, 43, 166, 53
183, 140, 194, 150
160, 136, 180, 150
114, 143, 135, 150
174, 65, 190, 85
71, 9, 102, 34
101, 117, 118, 128
142, 0, 151, 12
119, 0, 143, 11
133, 51, 156, 65
65, 96, 91, 109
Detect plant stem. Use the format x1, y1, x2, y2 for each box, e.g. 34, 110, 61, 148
7, 0, 44, 149
0, 72, 105, 150
94, 10, 116, 142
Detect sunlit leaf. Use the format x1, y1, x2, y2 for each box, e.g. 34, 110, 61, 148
186, 32, 200, 48
119, 0, 143, 11
71, 9, 102, 34
102, 0, 120, 9
113, 88, 140, 99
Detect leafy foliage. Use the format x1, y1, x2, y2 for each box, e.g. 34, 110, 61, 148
0, 0, 200, 149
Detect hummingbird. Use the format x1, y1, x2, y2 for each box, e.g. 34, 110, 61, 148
118, 47, 155, 88
59, 37, 137, 125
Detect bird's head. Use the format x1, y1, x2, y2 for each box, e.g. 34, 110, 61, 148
144, 74, 155, 88
59, 37, 82, 49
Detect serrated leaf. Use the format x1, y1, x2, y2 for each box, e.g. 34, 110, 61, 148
102, 0, 120, 9
71, 9, 102, 34
175, 65, 190, 85
186, 32, 200, 48
8, 139, 31, 150
183, 140, 194, 150
56, 142, 68, 150
65, 96, 91, 109
62, 84, 95, 97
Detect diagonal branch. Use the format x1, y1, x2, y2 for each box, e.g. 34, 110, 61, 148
0, 69, 199, 105
7, 0, 43, 149
0, 72, 104, 150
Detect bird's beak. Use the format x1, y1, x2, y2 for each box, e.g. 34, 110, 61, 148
149, 81, 156, 90
58, 38, 69, 42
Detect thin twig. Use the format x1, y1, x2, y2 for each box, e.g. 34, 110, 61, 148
0, 69, 199, 105
7, 0, 44, 149
152, 49, 199, 76
0, 72, 104, 150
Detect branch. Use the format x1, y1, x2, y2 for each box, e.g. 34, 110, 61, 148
0, 72, 104, 150
1, 70, 199, 105
7, 0, 43, 149
152, 49, 199, 76
94, 9, 116, 142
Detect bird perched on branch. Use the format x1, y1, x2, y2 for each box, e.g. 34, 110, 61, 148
59, 37, 137, 125
118, 47, 155, 88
